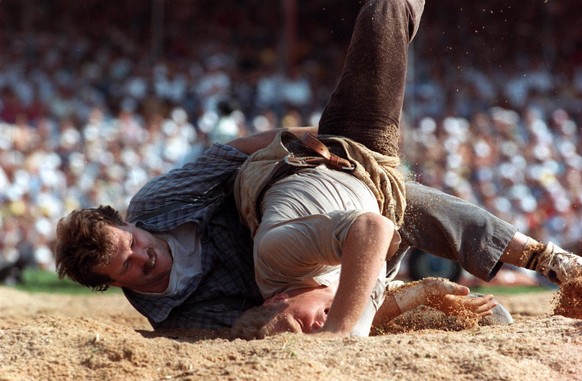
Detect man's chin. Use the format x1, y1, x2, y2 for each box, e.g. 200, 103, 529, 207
133, 276, 170, 294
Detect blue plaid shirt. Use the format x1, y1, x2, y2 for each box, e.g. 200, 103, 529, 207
123, 144, 263, 329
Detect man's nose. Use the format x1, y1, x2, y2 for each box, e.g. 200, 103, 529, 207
309, 309, 328, 332
131, 249, 149, 265
310, 319, 324, 332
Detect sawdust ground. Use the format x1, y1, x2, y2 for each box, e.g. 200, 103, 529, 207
0, 287, 580, 381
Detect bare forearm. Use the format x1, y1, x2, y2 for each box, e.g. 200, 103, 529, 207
322, 213, 394, 336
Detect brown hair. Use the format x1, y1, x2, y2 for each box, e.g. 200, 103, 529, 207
55, 205, 124, 291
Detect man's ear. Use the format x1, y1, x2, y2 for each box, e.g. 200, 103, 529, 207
263, 293, 289, 305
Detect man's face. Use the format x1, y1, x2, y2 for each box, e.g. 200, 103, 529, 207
95, 224, 173, 293
265, 287, 333, 334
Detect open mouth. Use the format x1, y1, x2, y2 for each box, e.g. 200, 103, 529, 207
144, 248, 157, 275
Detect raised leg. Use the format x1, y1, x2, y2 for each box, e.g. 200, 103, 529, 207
318, 0, 425, 156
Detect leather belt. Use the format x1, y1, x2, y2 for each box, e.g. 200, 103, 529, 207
295, 133, 355, 171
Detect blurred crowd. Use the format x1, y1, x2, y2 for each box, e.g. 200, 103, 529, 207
0, 0, 581, 282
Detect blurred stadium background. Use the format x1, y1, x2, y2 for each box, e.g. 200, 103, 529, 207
0, 0, 581, 285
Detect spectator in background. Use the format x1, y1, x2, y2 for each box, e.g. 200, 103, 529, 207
208, 99, 245, 145
0, 0, 581, 278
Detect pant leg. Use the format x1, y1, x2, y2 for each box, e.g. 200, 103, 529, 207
396, 182, 517, 281
318, 0, 425, 157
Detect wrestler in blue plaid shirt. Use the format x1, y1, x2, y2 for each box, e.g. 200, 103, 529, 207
124, 143, 263, 329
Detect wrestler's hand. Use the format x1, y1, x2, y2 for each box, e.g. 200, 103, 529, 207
428, 293, 496, 318
417, 277, 496, 317
391, 277, 464, 312
421, 277, 470, 299
391, 277, 497, 317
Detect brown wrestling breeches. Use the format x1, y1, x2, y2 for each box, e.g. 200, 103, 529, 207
318, 0, 425, 157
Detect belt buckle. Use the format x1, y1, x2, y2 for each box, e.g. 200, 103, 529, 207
284, 155, 318, 167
